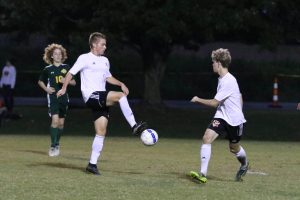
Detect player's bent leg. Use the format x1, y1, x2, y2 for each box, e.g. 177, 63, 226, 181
230, 143, 249, 181
202, 128, 219, 144
106, 91, 124, 106
107, 91, 147, 135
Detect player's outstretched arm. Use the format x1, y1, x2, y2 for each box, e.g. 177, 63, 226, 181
57, 72, 73, 97
106, 76, 129, 95
190, 96, 219, 108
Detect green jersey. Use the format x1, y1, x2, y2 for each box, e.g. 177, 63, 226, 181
39, 64, 71, 117
39, 64, 70, 94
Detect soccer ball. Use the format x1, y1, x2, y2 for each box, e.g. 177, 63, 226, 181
140, 129, 158, 146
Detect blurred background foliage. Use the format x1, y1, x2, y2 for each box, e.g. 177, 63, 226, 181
1, 0, 300, 103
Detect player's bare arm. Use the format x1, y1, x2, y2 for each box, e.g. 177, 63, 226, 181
38, 80, 55, 94
190, 96, 219, 108
57, 72, 73, 97
106, 76, 129, 95
60, 77, 76, 86
240, 93, 243, 108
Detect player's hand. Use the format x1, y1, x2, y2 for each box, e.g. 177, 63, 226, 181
57, 88, 66, 97
297, 103, 300, 110
121, 83, 129, 95
191, 96, 200, 103
46, 87, 55, 94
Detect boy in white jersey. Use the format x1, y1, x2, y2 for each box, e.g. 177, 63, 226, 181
189, 48, 249, 183
57, 32, 147, 175
0, 59, 16, 117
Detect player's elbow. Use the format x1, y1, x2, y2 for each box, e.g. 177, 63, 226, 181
211, 99, 219, 108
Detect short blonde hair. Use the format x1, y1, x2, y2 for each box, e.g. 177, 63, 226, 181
211, 48, 231, 68
43, 43, 67, 65
89, 32, 106, 49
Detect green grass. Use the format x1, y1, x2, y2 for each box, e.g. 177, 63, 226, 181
0, 135, 299, 200
1, 105, 300, 199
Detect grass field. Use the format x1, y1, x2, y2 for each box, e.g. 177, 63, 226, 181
0, 135, 299, 200
0, 106, 300, 199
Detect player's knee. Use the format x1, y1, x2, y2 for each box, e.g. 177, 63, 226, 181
229, 144, 240, 154
51, 121, 59, 128
202, 134, 211, 144
118, 92, 126, 100
96, 129, 106, 136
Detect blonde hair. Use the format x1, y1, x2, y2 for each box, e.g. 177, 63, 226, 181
211, 48, 231, 68
89, 32, 106, 49
43, 43, 67, 65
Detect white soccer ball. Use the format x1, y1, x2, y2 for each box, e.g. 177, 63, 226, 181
140, 129, 158, 146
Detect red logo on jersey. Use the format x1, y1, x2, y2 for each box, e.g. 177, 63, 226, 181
212, 120, 220, 127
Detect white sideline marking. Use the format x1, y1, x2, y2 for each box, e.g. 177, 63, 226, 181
247, 170, 268, 176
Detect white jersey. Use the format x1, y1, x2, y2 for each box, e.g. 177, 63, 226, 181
0, 65, 16, 88
69, 52, 112, 102
214, 72, 246, 126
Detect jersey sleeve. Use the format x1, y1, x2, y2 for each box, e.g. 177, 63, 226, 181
104, 57, 112, 79
38, 68, 48, 84
69, 55, 84, 75
214, 80, 232, 102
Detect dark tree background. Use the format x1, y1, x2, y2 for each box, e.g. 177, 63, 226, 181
1, 0, 300, 105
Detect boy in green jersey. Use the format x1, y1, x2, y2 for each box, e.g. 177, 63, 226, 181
38, 44, 76, 156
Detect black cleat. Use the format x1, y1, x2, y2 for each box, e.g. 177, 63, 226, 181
235, 162, 249, 181
132, 121, 147, 136
86, 163, 100, 175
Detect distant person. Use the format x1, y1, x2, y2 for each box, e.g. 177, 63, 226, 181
0, 59, 17, 117
57, 32, 147, 175
189, 48, 249, 183
38, 43, 76, 157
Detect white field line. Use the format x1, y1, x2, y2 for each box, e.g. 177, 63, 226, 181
247, 170, 268, 176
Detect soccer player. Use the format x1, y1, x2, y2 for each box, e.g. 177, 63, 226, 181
56, 32, 147, 175
189, 48, 249, 182
38, 44, 76, 157
0, 59, 17, 118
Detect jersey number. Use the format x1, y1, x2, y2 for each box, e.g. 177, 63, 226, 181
55, 75, 63, 83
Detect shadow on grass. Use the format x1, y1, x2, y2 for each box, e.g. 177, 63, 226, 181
176, 171, 235, 184
27, 162, 84, 172
19, 149, 88, 161
102, 168, 144, 175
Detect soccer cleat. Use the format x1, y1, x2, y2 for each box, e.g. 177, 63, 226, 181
54, 146, 60, 156
86, 163, 100, 175
132, 121, 147, 136
189, 171, 207, 183
235, 162, 249, 181
48, 147, 56, 157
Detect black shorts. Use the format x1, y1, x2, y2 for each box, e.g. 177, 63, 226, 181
86, 91, 109, 121
208, 118, 244, 143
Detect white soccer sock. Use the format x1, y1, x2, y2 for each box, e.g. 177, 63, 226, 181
119, 96, 136, 127
89, 135, 105, 165
236, 146, 247, 166
200, 144, 211, 176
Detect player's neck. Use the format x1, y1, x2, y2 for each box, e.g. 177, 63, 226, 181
53, 62, 62, 67
219, 68, 228, 77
